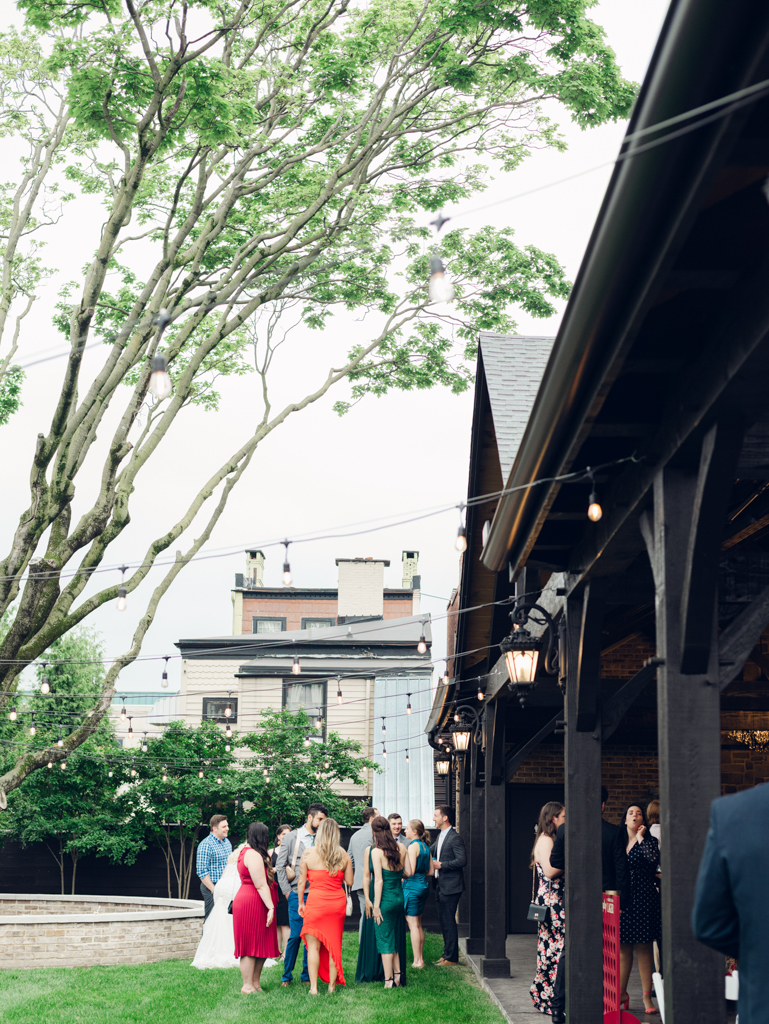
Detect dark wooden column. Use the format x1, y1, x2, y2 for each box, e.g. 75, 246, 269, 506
465, 741, 486, 954
564, 589, 604, 1022
642, 461, 730, 1024
481, 695, 510, 977
457, 752, 471, 938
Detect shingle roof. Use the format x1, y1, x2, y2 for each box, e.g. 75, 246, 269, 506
479, 333, 555, 480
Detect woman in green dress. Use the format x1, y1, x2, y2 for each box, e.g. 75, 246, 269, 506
355, 815, 412, 987
402, 819, 434, 968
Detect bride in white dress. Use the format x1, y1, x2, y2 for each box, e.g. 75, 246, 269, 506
192, 844, 278, 970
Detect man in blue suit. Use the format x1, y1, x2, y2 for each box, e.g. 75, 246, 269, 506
692, 781, 769, 1024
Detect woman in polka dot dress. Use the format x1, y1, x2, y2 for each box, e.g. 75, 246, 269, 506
618, 804, 661, 1015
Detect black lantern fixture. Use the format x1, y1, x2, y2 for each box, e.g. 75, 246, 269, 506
499, 600, 559, 706
435, 753, 451, 776
449, 704, 481, 756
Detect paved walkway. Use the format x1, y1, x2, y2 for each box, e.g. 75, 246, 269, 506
461, 934, 654, 1023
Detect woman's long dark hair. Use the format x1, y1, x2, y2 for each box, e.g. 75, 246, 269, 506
529, 801, 564, 869
371, 814, 402, 871
247, 821, 274, 883
617, 803, 648, 849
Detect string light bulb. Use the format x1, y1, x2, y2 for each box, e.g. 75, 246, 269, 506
60, 757, 67, 770
292, 656, 301, 675
224, 693, 233, 717
130, 762, 137, 778
57, 728, 63, 747
120, 698, 127, 722
116, 565, 128, 611
477, 683, 485, 701
47, 760, 53, 769
383, 745, 387, 758
225, 742, 231, 752
162, 767, 168, 781
324, 755, 330, 770
108, 769, 113, 778
443, 669, 450, 686
198, 767, 204, 779
406, 749, 410, 763
127, 717, 133, 738
428, 255, 454, 303
141, 733, 148, 752
40, 663, 50, 694
303, 732, 311, 748
406, 694, 412, 715
217, 775, 222, 785
149, 352, 173, 400
225, 722, 232, 739
337, 677, 343, 704
455, 506, 468, 553
9, 705, 16, 721
381, 717, 386, 736
282, 540, 292, 587
161, 657, 170, 688
417, 626, 427, 655
586, 468, 602, 522
29, 714, 36, 737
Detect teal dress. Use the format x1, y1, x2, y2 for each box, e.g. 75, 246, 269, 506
354, 849, 408, 985
402, 839, 430, 916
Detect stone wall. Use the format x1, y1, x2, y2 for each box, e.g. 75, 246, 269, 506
0, 894, 202, 969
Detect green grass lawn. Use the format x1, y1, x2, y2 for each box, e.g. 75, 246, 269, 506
0, 932, 506, 1024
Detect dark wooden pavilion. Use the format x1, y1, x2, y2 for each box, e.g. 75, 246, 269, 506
427, 3, 769, 1022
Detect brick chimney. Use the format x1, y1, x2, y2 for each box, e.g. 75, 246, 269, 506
336, 557, 390, 618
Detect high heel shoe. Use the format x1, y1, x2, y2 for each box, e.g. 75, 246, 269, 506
620, 992, 630, 1010
393, 971, 403, 987
642, 993, 659, 1014
384, 976, 394, 989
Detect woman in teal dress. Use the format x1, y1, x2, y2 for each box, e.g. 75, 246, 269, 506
402, 819, 434, 968
354, 815, 412, 987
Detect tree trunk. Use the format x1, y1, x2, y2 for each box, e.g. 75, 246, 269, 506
70, 851, 78, 895
183, 826, 202, 899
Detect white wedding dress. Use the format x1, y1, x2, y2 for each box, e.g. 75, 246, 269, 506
191, 861, 278, 970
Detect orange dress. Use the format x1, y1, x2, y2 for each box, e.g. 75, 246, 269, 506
300, 868, 347, 985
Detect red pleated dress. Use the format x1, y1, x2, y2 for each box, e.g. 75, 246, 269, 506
232, 847, 281, 958
300, 868, 347, 985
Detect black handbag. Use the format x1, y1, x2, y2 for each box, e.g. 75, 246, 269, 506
527, 866, 550, 923
228, 900, 234, 914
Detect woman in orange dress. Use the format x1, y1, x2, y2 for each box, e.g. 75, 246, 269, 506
232, 821, 281, 993
297, 817, 354, 995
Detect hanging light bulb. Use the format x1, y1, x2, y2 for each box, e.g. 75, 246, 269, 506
108, 769, 113, 778
406, 695, 412, 715
60, 757, 67, 770
324, 754, 330, 770
428, 255, 454, 303
224, 693, 233, 717
141, 733, 148, 752
586, 468, 602, 522
303, 732, 311, 748
282, 540, 292, 587
225, 742, 231, 752
292, 657, 301, 675
454, 709, 460, 722
315, 709, 323, 730
127, 716, 133, 738
417, 628, 428, 655
455, 526, 468, 553
149, 352, 173, 400
225, 722, 232, 739
382, 745, 387, 759
161, 657, 170, 689
47, 760, 53, 769
198, 767, 204, 779
406, 749, 410, 763
381, 717, 386, 736
477, 683, 485, 701
120, 698, 127, 722
40, 663, 50, 695
217, 775, 222, 785
162, 767, 168, 781
443, 668, 450, 687
116, 565, 128, 611
263, 768, 269, 779
336, 677, 343, 704
9, 705, 16, 721
29, 714, 36, 737
130, 762, 137, 778
57, 728, 63, 748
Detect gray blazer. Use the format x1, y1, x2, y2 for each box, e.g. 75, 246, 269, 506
275, 829, 308, 897
348, 823, 373, 892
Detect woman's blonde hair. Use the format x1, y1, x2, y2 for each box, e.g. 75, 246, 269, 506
407, 819, 430, 845
314, 817, 346, 874
227, 841, 247, 865
646, 799, 660, 825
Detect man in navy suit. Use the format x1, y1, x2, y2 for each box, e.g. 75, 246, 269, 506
692, 781, 769, 1024
431, 804, 467, 966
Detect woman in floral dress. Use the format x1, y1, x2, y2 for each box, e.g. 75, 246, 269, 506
529, 801, 566, 1014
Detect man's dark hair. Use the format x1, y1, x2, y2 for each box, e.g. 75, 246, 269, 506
209, 813, 228, 829
307, 802, 329, 817
387, 812, 402, 822
436, 805, 454, 826
362, 807, 377, 823
601, 785, 609, 805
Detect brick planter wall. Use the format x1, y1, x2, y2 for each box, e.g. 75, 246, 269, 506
0, 894, 203, 969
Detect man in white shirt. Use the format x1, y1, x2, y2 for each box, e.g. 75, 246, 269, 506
431, 804, 466, 966
275, 802, 328, 986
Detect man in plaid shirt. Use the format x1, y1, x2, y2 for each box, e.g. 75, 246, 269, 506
196, 814, 232, 921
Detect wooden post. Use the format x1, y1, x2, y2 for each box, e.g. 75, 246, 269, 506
564, 592, 604, 1021
458, 753, 471, 938
465, 741, 486, 955
481, 696, 510, 977
642, 467, 726, 1024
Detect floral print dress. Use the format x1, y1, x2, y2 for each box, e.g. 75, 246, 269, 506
530, 862, 565, 1014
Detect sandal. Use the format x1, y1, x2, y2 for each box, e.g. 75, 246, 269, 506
394, 971, 403, 987
384, 976, 394, 989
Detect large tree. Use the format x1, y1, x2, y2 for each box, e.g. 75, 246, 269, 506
0, 0, 634, 798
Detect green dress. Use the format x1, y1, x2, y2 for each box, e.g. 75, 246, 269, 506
354, 849, 408, 985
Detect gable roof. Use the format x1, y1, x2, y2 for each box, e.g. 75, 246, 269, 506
480, 333, 555, 479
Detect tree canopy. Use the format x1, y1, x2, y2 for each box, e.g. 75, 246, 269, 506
0, 0, 634, 798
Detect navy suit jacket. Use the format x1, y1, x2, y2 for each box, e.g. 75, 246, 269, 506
692, 782, 769, 1024
430, 827, 466, 895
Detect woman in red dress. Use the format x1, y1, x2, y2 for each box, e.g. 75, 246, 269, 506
232, 821, 281, 993
297, 817, 354, 995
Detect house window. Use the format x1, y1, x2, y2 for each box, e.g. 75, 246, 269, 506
301, 617, 335, 630
283, 680, 327, 740
252, 616, 286, 634
202, 697, 238, 723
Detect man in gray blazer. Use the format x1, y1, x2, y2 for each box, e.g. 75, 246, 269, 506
275, 802, 327, 986
692, 782, 769, 1024
348, 806, 378, 934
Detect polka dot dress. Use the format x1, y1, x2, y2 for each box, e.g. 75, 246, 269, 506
620, 835, 661, 944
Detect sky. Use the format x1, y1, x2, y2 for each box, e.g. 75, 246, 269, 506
0, 0, 670, 692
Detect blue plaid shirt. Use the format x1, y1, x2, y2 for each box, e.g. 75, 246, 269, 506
196, 832, 232, 885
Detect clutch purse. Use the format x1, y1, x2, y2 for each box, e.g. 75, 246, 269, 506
227, 900, 234, 915
527, 866, 549, 923
345, 885, 353, 916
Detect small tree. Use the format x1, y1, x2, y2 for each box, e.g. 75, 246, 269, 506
236, 708, 378, 832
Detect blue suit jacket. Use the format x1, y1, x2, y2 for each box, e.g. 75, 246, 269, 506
692, 782, 769, 1024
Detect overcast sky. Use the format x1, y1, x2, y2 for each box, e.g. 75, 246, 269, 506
1, 0, 669, 692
